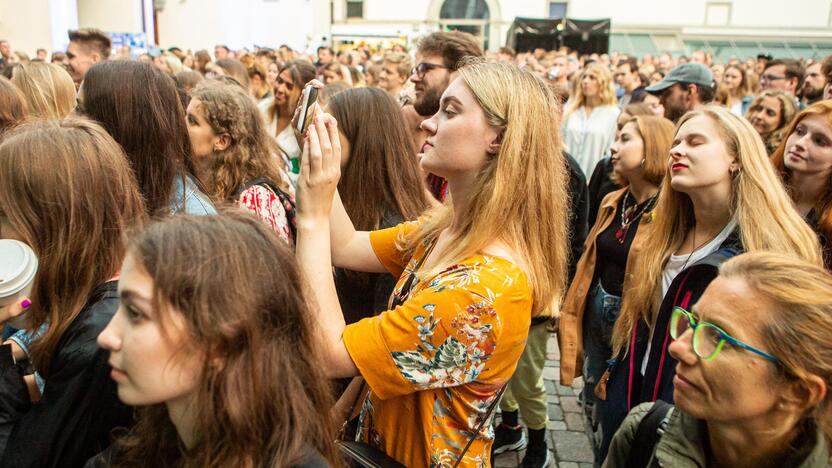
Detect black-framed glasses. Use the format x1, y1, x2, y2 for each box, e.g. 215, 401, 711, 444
670, 307, 779, 363
411, 62, 452, 80
760, 74, 786, 83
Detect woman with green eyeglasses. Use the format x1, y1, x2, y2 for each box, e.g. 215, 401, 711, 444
595, 106, 822, 463
604, 251, 832, 468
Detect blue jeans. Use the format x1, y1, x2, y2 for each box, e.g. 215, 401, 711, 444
581, 281, 621, 460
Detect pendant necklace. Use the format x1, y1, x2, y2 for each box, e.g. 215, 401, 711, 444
615, 190, 657, 244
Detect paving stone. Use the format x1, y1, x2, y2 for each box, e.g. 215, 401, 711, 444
561, 396, 581, 413
551, 430, 594, 463
557, 385, 574, 396
547, 337, 557, 355
565, 412, 585, 431
548, 403, 564, 421
493, 450, 520, 467
547, 420, 567, 430
527, 336, 596, 467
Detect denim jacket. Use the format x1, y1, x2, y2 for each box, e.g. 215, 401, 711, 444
170, 175, 216, 216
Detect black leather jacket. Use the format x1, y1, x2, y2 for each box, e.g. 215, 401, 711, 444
0, 281, 132, 468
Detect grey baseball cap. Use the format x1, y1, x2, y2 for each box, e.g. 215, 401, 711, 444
645, 63, 714, 94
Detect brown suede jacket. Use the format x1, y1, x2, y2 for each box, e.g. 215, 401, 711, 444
557, 187, 656, 385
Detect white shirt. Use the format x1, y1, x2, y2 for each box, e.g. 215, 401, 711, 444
660, 218, 738, 299
258, 97, 301, 162
729, 100, 744, 117
562, 104, 619, 177
641, 218, 738, 375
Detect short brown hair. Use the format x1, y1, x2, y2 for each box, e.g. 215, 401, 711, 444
765, 59, 805, 87
498, 46, 516, 58
382, 52, 412, 78
416, 31, 483, 69
68, 28, 111, 58
246, 61, 267, 81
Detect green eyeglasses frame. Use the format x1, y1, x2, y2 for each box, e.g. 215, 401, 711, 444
670, 307, 780, 363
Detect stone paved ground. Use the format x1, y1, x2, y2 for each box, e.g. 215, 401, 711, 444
493, 334, 595, 468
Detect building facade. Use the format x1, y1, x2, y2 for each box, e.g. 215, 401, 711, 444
1, 0, 831, 59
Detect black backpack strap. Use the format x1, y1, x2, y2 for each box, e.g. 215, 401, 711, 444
625, 400, 674, 468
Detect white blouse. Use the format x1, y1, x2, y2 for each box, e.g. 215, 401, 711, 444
258, 97, 301, 163
562, 104, 620, 178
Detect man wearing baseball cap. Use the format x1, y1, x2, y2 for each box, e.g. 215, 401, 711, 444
645, 62, 716, 123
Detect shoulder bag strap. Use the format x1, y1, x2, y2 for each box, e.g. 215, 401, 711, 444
389, 239, 437, 309
626, 400, 674, 468
454, 383, 508, 468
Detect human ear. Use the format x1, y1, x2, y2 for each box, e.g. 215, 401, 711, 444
778, 374, 827, 414
214, 133, 231, 152
687, 84, 699, 102
487, 131, 503, 155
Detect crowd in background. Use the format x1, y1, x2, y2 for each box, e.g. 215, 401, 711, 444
0, 25, 831, 468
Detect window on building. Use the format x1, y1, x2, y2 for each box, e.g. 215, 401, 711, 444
549, 1, 567, 19
440, 0, 489, 20
346, 0, 363, 19
439, 0, 490, 49
705, 2, 731, 26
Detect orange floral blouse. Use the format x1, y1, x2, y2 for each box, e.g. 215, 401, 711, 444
343, 221, 533, 467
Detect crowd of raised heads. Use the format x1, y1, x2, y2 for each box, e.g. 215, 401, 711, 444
0, 26, 830, 468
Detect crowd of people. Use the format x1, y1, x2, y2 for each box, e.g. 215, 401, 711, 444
0, 25, 830, 468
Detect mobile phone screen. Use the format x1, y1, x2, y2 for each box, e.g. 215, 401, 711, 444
296, 87, 319, 134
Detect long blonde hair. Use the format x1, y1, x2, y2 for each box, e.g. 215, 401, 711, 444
405, 59, 570, 317
11, 62, 76, 119
564, 63, 616, 122
611, 105, 822, 355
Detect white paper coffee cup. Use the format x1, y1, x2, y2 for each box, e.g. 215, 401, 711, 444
0, 239, 38, 327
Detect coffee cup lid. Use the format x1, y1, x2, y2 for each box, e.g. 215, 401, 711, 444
0, 239, 38, 298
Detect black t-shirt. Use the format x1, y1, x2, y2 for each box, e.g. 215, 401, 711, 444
593, 193, 651, 296
587, 157, 622, 227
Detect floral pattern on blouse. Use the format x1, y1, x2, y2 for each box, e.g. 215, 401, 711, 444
343, 221, 533, 467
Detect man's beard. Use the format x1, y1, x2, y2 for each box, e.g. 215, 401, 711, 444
665, 102, 687, 123
414, 80, 446, 117
804, 86, 824, 102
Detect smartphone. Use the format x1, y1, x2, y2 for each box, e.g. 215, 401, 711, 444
295, 86, 319, 134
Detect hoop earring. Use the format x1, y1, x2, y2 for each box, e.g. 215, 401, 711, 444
640, 158, 646, 167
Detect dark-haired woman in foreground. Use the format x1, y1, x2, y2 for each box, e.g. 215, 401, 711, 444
92, 212, 336, 467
